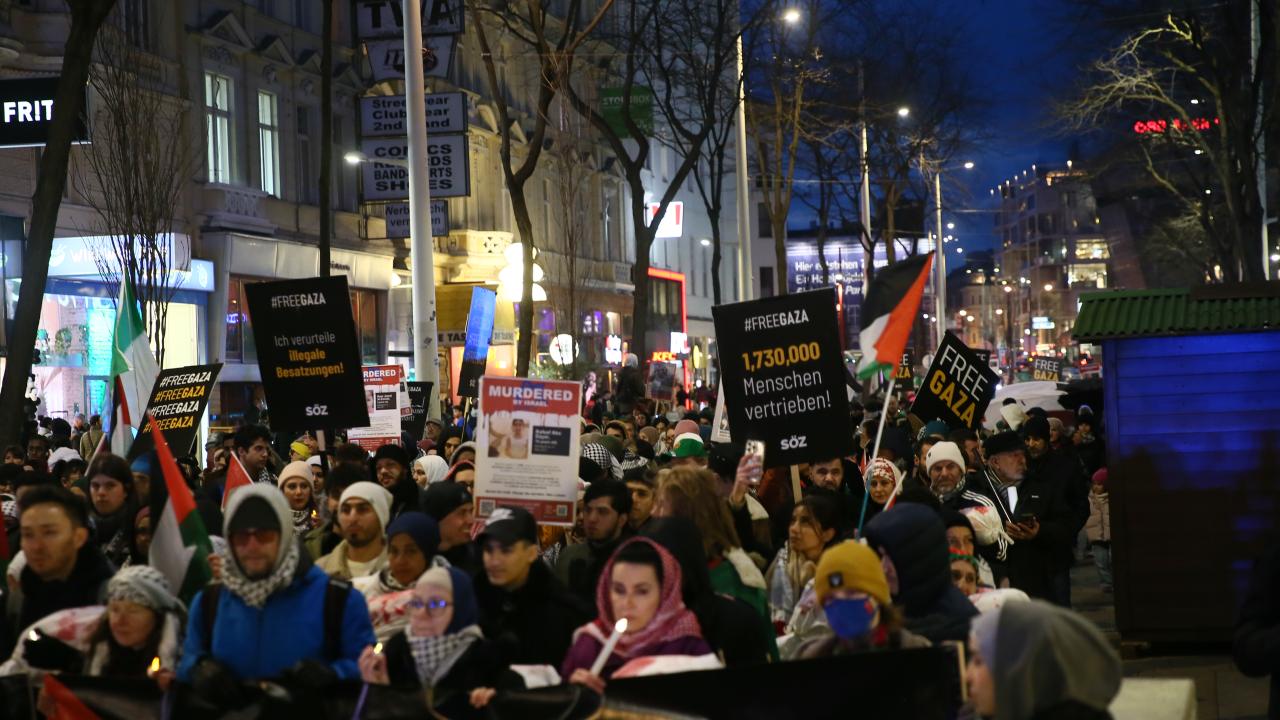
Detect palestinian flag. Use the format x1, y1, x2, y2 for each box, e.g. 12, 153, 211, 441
856, 254, 934, 379
105, 279, 159, 454
40, 674, 99, 720
147, 414, 213, 603
222, 452, 254, 509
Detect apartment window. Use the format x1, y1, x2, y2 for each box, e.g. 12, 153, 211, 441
296, 107, 316, 204
204, 72, 233, 184
121, 0, 150, 49
257, 91, 281, 197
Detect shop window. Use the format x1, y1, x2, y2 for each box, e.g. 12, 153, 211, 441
225, 276, 264, 363
204, 72, 234, 184
1075, 238, 1109, 260
349, 288, 383, 365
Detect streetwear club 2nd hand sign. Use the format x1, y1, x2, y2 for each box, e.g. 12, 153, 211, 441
245, 276, 370, 431
712, 288, 853, 467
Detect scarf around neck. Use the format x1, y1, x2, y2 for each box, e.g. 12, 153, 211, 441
221, 541, 301, 609
407, 623, 482, 686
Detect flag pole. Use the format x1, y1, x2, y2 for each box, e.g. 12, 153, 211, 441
856, 373, 898, 536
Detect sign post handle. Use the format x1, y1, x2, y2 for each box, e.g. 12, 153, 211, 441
856, 374, 898, 536
789, 465, 802, 508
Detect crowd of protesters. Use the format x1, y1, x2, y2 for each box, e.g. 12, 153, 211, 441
0, 372, 1153, 719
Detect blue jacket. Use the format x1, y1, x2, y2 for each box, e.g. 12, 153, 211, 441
177, 560, 375, 682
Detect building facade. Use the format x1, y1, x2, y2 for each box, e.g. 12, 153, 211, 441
0, 0, 742, 431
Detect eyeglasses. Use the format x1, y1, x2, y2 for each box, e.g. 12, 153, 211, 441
406, 597, 450, 615
230, 528, 280, 545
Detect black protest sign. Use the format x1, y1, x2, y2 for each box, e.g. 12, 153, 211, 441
402, 381, 434, 440
127, 364, 221, 460
1031, 356, 1062, 382
712, 288, 852, 467
245, 276, 369, 431
911, 332, 1000, 429
972, 349, 993, 367
895, 351, 914, 382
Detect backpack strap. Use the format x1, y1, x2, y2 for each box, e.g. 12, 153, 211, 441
200, 583, 223, 649
322, 577, 352, 661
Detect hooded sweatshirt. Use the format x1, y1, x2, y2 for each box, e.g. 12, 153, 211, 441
864, 504, 978, 644
971, 600, 1121, 720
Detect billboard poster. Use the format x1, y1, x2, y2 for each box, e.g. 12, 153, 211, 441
475, 377, 581, 526
786, 241, 864, 350
348, 365, 406, 451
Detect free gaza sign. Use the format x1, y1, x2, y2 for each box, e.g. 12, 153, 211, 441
0, 77, 90, 148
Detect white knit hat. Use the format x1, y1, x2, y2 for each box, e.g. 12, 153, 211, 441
339, 481, 393, 531
925, 441, 966, 474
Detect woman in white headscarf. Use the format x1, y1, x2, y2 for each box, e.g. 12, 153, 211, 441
413, 454, 450, 487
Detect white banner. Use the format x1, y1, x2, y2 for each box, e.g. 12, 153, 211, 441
347, 365, 407, 451
359, 135, 470, 201
382, 200, 448, 238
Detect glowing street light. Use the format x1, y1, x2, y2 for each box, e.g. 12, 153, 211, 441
946, 222, 955, 230
781, 7, 801, 24
963, 161, 975, 169
897, 106, 910, 118
1044, 283, 1054, 292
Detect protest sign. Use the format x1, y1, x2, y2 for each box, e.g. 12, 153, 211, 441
245, 276, 369, 431
1031, 355, 1062, 382
646, 360, 678, 401
475, 377, 581, 526
402, 381, 434, 440
710, 380, 732, 442
348, 365, 406, 451
910, 332, 1000, 430
895, 351, 914, 382
127, 363, 221, 460
712, 288, 852, 467
972, 348, 993, 369
457, 286, 497, 398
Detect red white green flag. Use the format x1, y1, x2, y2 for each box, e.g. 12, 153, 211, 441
147, 414, 213, 603
856, 254, 934, 380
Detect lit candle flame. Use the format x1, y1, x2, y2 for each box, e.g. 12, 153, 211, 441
614, 618, 628, 633
149, 656, 160, 675
311, 509, 318, 519
26, 630, 38, 642
374, 642, 383, 655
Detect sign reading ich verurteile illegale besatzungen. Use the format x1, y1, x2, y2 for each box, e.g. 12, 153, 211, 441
712, 288, 852, 468
245, 276, 370, 431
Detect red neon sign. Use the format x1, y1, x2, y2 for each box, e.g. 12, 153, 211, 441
1132, 117, 1219, 134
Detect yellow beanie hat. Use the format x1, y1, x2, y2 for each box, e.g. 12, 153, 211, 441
814, 540, 891, 607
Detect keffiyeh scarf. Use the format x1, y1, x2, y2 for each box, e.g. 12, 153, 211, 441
407, 624, 483, 686
221, 541, 301, 609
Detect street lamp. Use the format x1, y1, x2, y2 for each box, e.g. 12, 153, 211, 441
897, 106, 911, 118
963, 161, 975, 169
781, 7, 801, 23
1044, 283, 1054, 292
344, 150, 408, 169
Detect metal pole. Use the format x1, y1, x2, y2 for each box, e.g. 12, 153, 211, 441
1253, 0, 1270, 280
933, 167, 945, 345
735, 34, 753, 301
404, 0, 441, 419
859, 63, 872, 281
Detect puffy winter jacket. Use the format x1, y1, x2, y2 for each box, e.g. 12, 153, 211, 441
1084, 491, 1110, 544
176, 554, 375, 682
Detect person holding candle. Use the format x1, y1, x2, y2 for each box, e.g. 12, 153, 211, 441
1, 565, 185, 689
277, 461, 321, 534
559, 537, 712, 693
357, 566, 520, 718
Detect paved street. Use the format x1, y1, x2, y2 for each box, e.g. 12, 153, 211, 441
1072, 561, 1269, 720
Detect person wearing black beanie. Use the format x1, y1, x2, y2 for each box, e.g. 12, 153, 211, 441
372, 444, 419, 523
422, 481, 480, 576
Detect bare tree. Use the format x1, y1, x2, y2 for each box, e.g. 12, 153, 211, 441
0, 0, 118, 445
561, 0, 743, 360
1060, 0, 1278, 282
544, 115, 595, 377
469, 0, 614, 377
75, 22, 196, 365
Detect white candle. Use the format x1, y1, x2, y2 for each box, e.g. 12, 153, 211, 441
589, 618, 628, 676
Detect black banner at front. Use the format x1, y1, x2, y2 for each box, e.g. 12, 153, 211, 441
127, 363, 221, 460
712, 288, 852, 467
911, 332, 1000, 430
1031, 355, 1062, 382
245, 276, 369, 431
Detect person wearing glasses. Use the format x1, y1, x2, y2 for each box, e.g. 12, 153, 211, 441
357, 566, 521, 716
177, 484, 375, 690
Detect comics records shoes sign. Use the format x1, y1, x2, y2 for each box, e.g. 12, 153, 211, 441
475, 377, 581, 527
348, 365, 408, 451
712, 288, 852, 467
